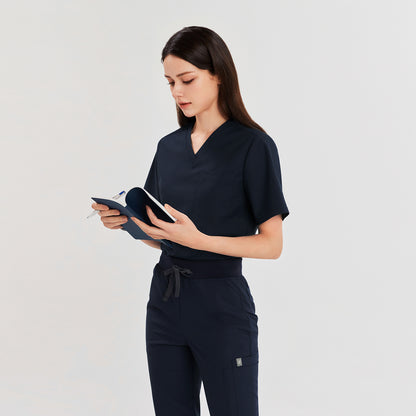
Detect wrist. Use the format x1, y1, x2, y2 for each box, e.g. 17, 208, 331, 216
194, 231, 209, 251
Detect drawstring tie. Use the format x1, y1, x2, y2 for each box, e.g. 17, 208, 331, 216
162, 265, 193, 301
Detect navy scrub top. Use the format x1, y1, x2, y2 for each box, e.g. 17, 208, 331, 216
143, 117, 289, 260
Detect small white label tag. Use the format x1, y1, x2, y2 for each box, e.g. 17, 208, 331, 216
236, 357, 242, 367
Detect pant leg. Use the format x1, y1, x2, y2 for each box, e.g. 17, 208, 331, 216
146, 264, 202, 416
146, 344, 202, 416
181, 273, 259, 416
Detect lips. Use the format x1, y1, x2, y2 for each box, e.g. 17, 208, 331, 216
179, 102, 191, 105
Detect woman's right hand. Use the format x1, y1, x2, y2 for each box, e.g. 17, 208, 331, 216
91, 202, 129, 230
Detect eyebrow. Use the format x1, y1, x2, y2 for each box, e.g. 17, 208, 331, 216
164, 71, 195, 79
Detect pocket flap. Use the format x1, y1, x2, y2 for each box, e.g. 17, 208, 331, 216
231, 350, 259, 368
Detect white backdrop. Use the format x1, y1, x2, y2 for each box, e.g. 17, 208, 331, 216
1, 1, 415, 415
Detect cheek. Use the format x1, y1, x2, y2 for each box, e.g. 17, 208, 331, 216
193, 83, 217, 103
187, 83, 199, 96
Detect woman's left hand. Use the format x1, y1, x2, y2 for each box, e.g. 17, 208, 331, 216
131, 204, 204, 250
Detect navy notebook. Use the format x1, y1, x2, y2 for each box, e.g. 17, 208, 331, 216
91, 187, 176, 244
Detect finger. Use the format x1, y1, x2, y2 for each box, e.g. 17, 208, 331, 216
164, 203, 183, 218
146, 205, 159, 224
106, 224, 123, 230
103, 222, 126, 230
100, 209, 121, 217
109, 224, 126, 230
92, 203, 109, 210
102, 216, 128, 226
146, 205, 170, 228
131, 216, 147, 229
131, 216, 166, 239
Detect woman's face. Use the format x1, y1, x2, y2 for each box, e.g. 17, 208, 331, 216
163, 54, 221, 118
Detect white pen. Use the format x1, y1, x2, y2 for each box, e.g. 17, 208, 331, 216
87, 190, 126, 219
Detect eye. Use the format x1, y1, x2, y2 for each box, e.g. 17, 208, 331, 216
166, 79, 194, 86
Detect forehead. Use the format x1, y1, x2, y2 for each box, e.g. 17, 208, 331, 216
163, 55, 199, 77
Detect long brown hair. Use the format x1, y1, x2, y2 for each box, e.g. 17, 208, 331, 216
161, 26, 266, 134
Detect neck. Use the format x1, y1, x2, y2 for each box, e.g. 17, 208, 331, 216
192, 111, 228, 135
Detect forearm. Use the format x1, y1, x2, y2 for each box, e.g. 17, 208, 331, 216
195, 232, 280, 259
141, 239, 162, 250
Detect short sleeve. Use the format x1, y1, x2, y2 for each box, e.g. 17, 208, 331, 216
243, 135, 289, 225
143, 144, 161, 201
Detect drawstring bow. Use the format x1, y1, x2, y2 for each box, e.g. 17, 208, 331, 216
162, 265, 193, 301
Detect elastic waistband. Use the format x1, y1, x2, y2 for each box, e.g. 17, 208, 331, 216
157, 251, 242, 279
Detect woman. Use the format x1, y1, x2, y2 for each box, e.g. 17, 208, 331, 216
92, 26, 289, 416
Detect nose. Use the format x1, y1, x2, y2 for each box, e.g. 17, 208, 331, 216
171, 83, 184, 99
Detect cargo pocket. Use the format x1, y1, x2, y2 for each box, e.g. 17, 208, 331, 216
223, 350, 259, 416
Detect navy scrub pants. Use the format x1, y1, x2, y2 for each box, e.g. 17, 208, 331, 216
145, 251, 259, 416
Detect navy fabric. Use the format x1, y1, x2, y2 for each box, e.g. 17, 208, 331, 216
143, 117, 289, 260
146, 251, 259, 416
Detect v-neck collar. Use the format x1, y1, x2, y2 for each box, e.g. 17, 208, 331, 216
186, 118, 232, 158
